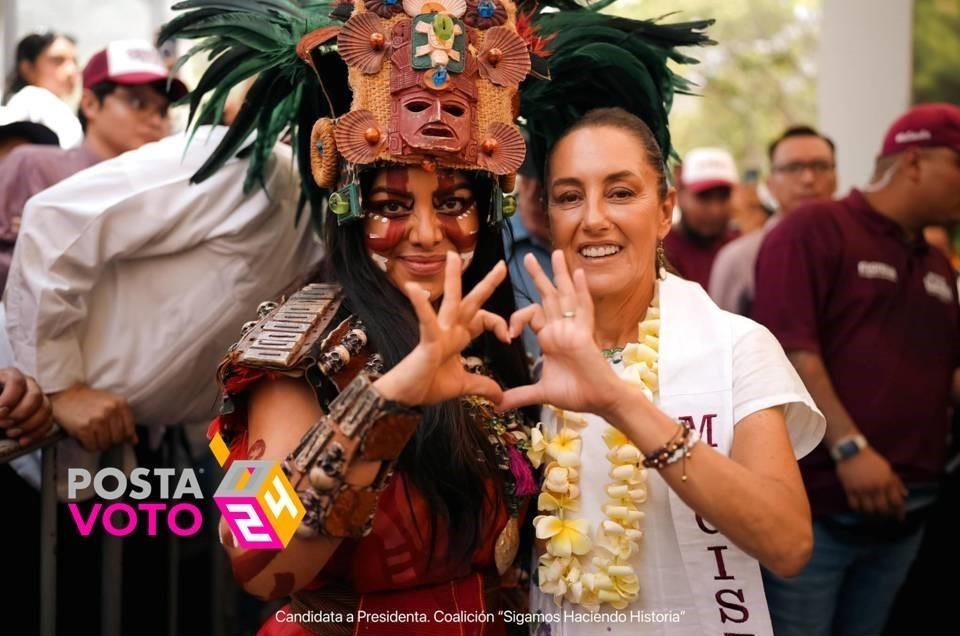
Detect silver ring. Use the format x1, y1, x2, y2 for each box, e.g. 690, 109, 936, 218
562, 310, 576, 319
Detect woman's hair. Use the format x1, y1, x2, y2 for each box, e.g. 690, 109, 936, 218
545, 107, 669, 201
4, 32, 75, 102
542, 107, 677, 276
317, 169, 531, 558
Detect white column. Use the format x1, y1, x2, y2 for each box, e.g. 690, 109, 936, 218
818, 0, 914, 192
2, 0, 18, 100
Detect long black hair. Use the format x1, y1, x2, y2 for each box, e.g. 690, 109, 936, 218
4, 32, 75, 103
317, 169, 531, 558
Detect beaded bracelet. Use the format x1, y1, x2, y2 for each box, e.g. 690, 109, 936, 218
642, 421, 698, 481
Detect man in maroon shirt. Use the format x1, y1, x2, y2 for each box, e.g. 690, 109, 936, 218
754, 103, 960, 636
663, 146, 739, 289
0, 40, 185, 292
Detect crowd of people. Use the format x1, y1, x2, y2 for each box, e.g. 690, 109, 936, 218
1, 4, 959, 635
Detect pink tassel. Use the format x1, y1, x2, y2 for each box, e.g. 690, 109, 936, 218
508, 446, 538, 497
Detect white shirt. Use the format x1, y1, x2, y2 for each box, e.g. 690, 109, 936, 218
1, 86, 83, 148
532, 313, 822, 635
3, 126, 322, 431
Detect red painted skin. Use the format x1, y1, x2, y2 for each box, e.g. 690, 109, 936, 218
364, 167, 479, 255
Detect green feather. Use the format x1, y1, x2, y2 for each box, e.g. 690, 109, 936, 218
520, 11, 713, 176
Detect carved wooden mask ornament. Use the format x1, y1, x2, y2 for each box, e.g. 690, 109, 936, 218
303, 0, 532, 224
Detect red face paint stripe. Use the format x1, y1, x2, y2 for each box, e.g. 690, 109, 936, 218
366, 217, 408, 253
247, 439, 266, 460
439, 209, 480, 252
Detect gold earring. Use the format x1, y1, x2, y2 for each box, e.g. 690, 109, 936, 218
656, 240, 666, 280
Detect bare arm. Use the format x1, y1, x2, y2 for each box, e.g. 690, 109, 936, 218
501, 251, 812, 576
220, 255, 512, 599
787, 350, 906, 518
787, 351, 858, 446
607, 395, 811, 577
219, 376, 379, 600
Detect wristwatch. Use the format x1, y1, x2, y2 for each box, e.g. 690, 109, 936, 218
830, 434, 868, 462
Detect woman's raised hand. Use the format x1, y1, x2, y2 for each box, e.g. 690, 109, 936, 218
373, 252, 511, 406
497, 251, 622, 415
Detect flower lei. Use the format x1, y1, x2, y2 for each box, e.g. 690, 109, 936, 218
529, 291, 660, 610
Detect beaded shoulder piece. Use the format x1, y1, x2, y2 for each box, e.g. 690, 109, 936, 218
216, 283, 383, 448
222, 283, 344, 374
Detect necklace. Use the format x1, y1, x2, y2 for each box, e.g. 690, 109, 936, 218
529, 288, 660, 610
601, 347, 624, 362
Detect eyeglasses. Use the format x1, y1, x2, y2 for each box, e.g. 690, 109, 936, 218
772, 160, 835, 176
110, 88, 170, 119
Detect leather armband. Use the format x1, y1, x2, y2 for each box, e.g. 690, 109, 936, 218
282, 373, 420, 539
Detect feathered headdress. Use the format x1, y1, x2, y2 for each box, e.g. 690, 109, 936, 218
159, 0, 712, 221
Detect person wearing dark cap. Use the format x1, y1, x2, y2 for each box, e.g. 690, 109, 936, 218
754, 102, 960, 636
663, 147, 740, 289
0, 39, 186, 293
0, 120, 58, 160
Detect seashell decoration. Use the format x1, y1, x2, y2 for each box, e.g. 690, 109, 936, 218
334, 110, 387, 164
477, 122, 526, 175
478, 26, 531, 88
339, 12, 391, 74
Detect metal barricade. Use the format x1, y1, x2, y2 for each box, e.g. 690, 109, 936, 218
0, 427, 65, 636
1, 429, 237, 636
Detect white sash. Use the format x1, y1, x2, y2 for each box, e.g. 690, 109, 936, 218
658, 274, 773, 635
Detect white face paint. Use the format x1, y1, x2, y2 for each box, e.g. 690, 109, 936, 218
370, 252, 389, 272
460, 250, 474, 271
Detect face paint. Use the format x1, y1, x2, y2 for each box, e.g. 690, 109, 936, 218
370, 252, 389, 272
434, 169, 480, 264
365, 213, 408, 253
364, 167, 479, 274
364, 167, 412, 259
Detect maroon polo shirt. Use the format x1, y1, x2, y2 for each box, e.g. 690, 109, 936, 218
753, 189, 960, 516
663, 223, 737, 290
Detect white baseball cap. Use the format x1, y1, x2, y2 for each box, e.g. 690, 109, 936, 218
82, 39, 187, 99
681, 147, 738, 193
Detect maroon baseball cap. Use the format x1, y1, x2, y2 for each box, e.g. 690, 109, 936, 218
880, 103, 960, 158
82, 39, 187, 100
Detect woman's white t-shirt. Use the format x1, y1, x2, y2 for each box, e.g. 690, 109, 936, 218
530, 313, 823, 636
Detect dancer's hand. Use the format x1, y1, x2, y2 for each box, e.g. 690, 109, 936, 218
374, 252, 510, 406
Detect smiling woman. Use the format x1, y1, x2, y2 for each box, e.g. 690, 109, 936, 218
167, 0, 543, 629
362, 166, 483, 290
500, 107, 827, 635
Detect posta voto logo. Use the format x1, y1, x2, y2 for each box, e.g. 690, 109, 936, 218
65, 432, 304, 550
209, 430, 305, 549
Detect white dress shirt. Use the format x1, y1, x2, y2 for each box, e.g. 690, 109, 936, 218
3, 126, 322, 432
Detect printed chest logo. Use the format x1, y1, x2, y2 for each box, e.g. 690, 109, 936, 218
857, 260, 898, 283
923, 272, 954, 304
